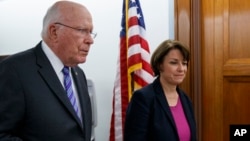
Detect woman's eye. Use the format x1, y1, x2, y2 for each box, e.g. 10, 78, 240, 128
170, 61, 177, 64
182, 62, 188, 65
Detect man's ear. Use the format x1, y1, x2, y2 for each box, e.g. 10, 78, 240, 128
48, 24, 58, 41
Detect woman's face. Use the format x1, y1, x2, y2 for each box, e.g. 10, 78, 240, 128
159, 49, 188, 85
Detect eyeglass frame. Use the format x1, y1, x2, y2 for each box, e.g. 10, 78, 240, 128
54, 22, 97, 39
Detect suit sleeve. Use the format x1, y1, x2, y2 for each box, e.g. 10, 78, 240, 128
0, 61, 24, 141
124, 90, 152, 141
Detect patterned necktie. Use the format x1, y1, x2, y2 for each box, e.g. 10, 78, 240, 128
62, 66, 80, 119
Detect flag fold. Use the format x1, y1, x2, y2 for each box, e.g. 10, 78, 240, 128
109, 0, 154, 140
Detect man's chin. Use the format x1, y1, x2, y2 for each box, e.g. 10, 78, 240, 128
78, 57, 87, 64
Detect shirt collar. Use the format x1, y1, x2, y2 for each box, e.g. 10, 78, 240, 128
41, 41, 64, 74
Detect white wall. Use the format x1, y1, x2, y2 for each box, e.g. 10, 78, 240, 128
0, 0, 174, 140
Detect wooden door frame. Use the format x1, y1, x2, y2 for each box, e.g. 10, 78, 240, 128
175, 0, 202, 140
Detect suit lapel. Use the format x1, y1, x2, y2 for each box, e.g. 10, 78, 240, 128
71, 67, 88, 131
34, 43, 83, 128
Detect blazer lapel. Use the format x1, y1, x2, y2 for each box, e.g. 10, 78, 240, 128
34, 43, 83, 127
153, 78, 178, 130
178, 89, 196, 139
178, 89, 193, 121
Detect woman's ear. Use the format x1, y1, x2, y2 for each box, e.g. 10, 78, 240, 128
158, 63, 163, 73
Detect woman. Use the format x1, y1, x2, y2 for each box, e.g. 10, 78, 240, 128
124, 39, 197, 141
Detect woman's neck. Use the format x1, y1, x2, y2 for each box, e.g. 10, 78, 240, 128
160, 77, 179, 106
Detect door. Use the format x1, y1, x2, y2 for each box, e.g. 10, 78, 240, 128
176, 0, 250, 140
202, 0, 250, 140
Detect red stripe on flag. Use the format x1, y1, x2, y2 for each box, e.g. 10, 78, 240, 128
128, 53, 141, 67
128, 17, 139, 26
128, 35, 140, 46
142, 60, 154, 75
140, 38, 150, 52
128, 35, 150, 53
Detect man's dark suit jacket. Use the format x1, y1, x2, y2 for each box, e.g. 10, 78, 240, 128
124, 77, 197, 141
0, 42, 92, 141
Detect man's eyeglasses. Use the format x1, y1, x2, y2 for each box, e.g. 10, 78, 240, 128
54, 22, 97, 39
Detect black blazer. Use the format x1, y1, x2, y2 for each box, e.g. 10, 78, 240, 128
124, 77, 197, 141
0, 42, 92, 141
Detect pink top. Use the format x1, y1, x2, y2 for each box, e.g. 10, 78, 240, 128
170, 97, 191, 141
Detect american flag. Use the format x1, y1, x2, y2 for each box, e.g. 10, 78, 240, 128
109, 0, 154, 140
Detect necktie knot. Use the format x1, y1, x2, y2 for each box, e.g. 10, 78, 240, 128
62, 66, 70, 75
